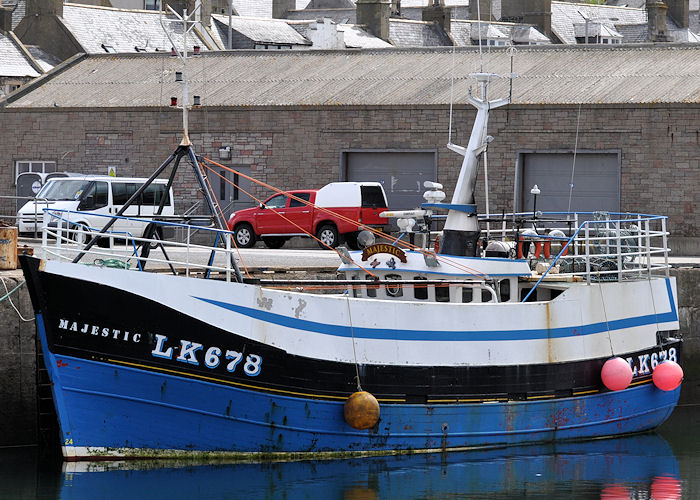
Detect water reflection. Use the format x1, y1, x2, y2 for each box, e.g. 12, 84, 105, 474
56, 433, 681, 499
0, 429, 686, 499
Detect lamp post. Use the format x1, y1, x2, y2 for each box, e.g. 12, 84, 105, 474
530, 184, 540, 219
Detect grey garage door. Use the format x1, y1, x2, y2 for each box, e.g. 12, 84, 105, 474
344, 151, 437, 210
521, 152, 620, 215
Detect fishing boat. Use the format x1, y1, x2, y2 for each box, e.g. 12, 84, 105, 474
19, 10, 683, 462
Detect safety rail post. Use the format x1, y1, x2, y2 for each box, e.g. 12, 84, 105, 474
55, 212, 64, 260
645, 219, 652, 278
41, 211, 48, 260
186, 225, 191, 278
225, 231, 231, 282
616, 221, 622, 282
573, 213, 579, 256
585, 224, 591, 284
33, 199, 39, 239
662, 217, 669, 278
636, 216, 644, 278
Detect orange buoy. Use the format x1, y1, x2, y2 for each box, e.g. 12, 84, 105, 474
344, 391, 380, 430
601, 357, 633, 391
652, 361, 683, 392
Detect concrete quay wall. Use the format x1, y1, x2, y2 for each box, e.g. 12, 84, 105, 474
0, 266, 698, 447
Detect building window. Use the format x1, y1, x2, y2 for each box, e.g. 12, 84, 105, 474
15, 161, 57, 183
254, 44, 294, 50
144, 0, 157, 10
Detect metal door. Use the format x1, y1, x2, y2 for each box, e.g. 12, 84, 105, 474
344, 151, 437, 211
216, 165, 255, 220
520, 152, 620, 215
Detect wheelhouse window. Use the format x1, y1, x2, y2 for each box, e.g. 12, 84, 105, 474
435, 283, 450, 302
351, 275, 361, 298
499, 279, 511, 302
365, 275, 378, 298
413, 276, 428, 300
384, 274, 403, 298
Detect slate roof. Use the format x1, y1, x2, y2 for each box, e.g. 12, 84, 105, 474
5, 44, 699, 109
389, 18, 451, 47
285, 7, 355, 23
551, 1, 648, 44
211, 14, 311, 47
290, 19, 392, 48
232, 0, 312, 18
573, 22, 623, 39
512, 26, 551, 44
605, 0, 645, 7
673, 27, 700, 42
551, 1, 700, 44
339, 23, 392, 47
450, 19, 550, 46
0, 30, 40, 78
399, 5, 470, 21
61, 3, 212, 54
24, 45, 61, 71
614, 23, 648, 43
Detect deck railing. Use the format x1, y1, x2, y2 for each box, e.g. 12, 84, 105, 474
40, 209, 238, 280
38, 209, 671, 289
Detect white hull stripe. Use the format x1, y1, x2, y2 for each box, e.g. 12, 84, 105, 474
193, 279, 677, 343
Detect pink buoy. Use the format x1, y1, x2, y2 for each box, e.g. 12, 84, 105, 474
651, 475, 682, 500
652, 360, 683, 392
601, 357, 633, 391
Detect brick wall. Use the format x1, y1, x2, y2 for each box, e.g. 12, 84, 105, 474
0, 103, 697, 249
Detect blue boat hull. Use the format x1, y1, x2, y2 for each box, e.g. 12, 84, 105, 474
56, 433, 681, 499
39, 316, 680, 458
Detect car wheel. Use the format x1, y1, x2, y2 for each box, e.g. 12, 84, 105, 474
263, 237, 286, 249
344, 232, 360, 250
234, 223, 256, 248
316, 223, 339, 249
72, 223, 90, 245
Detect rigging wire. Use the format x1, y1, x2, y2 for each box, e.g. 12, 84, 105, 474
202, 157, 489, 279
204, 159, 487, 278
158, 50, 166, 137
203, 165, 380, 278
477, 0, 483, 72
345, 295, 363, 392
200, 160, 252, 278
448, 41, 456, 145
598, 278, 615, 355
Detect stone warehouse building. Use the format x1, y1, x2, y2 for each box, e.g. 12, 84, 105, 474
1, 43, 698, 252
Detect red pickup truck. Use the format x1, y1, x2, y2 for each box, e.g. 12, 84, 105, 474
226, 182, 388, 249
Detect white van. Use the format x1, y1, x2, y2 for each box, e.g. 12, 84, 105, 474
17, 176, 175, 241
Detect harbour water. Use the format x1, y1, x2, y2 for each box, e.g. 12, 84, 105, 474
1, 405, 698, 499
